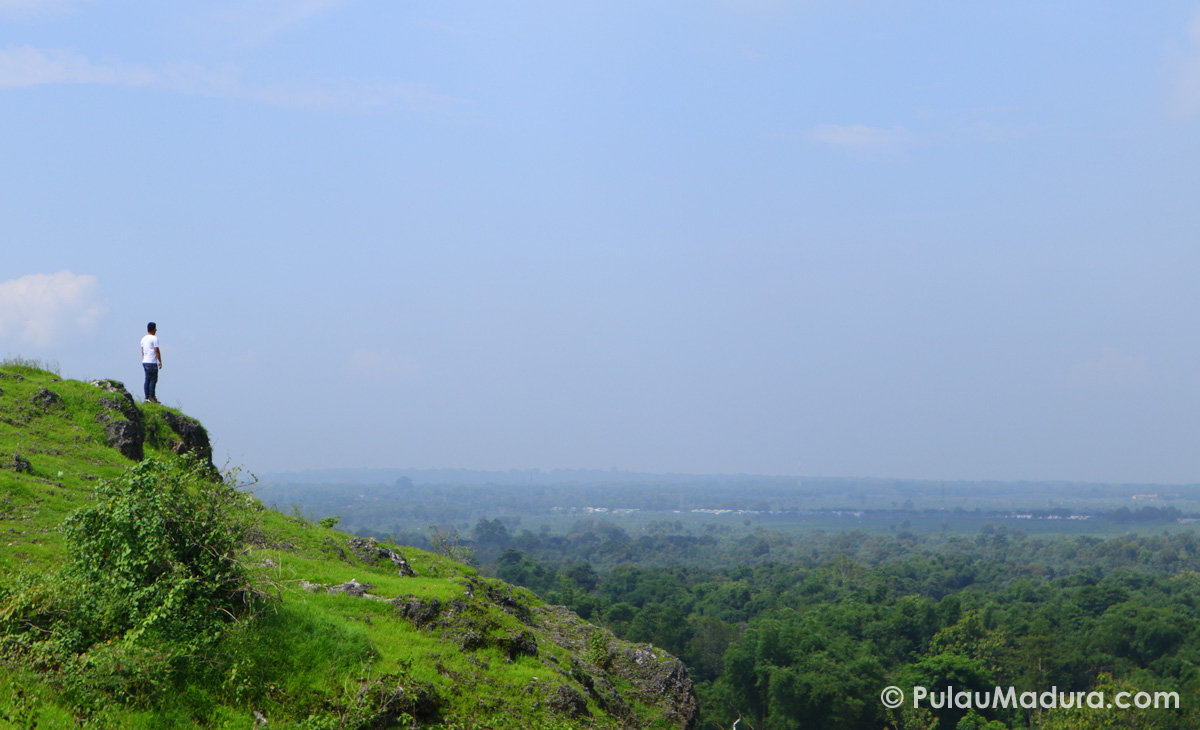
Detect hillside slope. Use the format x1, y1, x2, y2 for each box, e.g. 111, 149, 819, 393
0, 363, 698, 730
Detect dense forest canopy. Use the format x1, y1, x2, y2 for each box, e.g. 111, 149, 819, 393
262, 475, 1200, 729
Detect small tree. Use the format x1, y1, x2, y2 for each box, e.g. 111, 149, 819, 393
0, 456, 258, 704
61, 455, 255, 645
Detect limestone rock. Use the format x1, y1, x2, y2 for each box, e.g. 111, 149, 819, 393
394, 596, 443, 628
546, 684, 590, 719
91, 380, 144, 461
160, 411, 215, 472
534, 605, 699, 730
347, 537, 417, 577
7, 453, 32, 474
32, 388, 62, 409
328, 578, 377, 597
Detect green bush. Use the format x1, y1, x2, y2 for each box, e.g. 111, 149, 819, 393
61, 456, 253, 645
0, 456, 258, 705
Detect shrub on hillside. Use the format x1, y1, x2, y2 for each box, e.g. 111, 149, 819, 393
0, 455, 258, 704
64, 456, 255, 642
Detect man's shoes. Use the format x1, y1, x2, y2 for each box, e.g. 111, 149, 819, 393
147, 397, 159, 404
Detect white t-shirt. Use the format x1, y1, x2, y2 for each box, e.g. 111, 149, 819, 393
141, 334, 160, 364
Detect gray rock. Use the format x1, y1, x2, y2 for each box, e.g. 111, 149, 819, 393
500, 630, 538, 660
91, 380, 145, 461
160, 411, 216, 472
534, 605, 699, 730
395, 596, 443, 628
546, 684, 590, 719
616, 648, 698, 729
369, 678, 440, 724
32, 387, 62, 408
327, 579, 375, 597
348, 537, 417, 577
323, 538, 353, 563
7, 453, 32, 474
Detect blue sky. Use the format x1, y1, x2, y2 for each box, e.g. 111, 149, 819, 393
3, 1, 1200, 482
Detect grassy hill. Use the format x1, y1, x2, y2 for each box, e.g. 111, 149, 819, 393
0, 362, 697, 730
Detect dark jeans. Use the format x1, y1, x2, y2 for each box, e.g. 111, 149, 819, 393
143, 363, 159, 400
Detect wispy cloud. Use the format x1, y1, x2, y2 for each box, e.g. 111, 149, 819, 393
0, 46, 153, 88
811, 123, 913, 150
0, 45, 459, 111
0, 270, 107, 348
0, 0, 73, 15
1171, 7, 1200, 115
208, 0, 350, 46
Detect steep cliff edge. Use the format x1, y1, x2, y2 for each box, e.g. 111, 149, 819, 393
0, 364, 698, 729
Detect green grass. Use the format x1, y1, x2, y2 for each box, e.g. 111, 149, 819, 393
0, 364, 694, 730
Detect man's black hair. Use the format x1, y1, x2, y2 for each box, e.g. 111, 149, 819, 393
147, 322, 156, 332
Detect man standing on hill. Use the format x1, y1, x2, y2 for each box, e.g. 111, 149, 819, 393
140, 322, 162, 404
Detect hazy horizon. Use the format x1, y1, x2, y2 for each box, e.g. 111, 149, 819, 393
257, 464, 1200, 489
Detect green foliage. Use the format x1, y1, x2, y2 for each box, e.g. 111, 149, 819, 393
471, 526, 1200, 730
472, 517, 511, 550
429, 524, 477, 565
1038, 673, 1180, 730
318, 515, 341, 529
585, 629, 613, 670
289, 502, 313, 523
62, 456, 255, 645
0, 456, 257, 707
956, 710, 1007, 730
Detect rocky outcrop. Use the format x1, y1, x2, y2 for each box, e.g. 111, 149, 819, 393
7, 453, 32, 474
358, 675, 441, 726
619, 647, 698, 728
546, 684, 590, 719
535, 605, 699, 730
348, 537, 417, 576
391, 579, 698, 728
301, 579, 383, 599
90, 380, 144, 461
395, 596, 445, 628
32, 388, 62, 409
328, 578, 377, 597
159, 411, 215, 472
88, 379, 215, 471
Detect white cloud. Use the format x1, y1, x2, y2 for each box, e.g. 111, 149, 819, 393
0, 46, 153, 88
210, 0, 349, 45
0, 0, 73, 14
1169, 7, 1200, 115
0, 45, 459, 111
811, 123, 913, 150
0, 270, 107, 348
